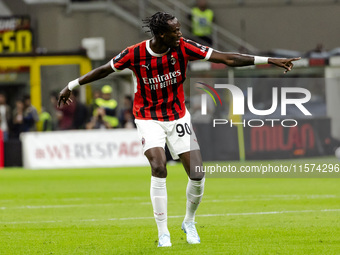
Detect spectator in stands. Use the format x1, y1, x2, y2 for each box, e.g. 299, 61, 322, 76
72, 89, 89, 129
50, 92, 62, 130
93, 85, 119, 128
11, 99, 25, 138
89, 89, 101, 117
92, 89, 101, 101
305, 43, 328, 58
37, 107, 53, 132
123, 111, 135, 129
0, 92, 11, 141
118, 95, 135, 128
86, 107, 111, 129
189, 0, 215, 46
22, 95, 39, 132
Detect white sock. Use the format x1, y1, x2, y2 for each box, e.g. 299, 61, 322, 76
150, 176, 169, 237
184, 177, 205, 223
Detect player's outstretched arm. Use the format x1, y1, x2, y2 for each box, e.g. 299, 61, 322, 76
58, 61, 114, 108
208, 50, 300, 73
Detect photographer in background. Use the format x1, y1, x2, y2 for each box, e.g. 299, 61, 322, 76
86, 107, 111, 129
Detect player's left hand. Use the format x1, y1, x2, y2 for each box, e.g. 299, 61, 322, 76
269, 57, 301, 73
57, 86, 73, 108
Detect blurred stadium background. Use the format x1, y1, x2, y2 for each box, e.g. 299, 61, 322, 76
0, 0, 340, 254
0, 0, 339, 167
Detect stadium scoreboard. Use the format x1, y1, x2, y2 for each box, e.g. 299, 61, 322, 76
0, 16, 32, 54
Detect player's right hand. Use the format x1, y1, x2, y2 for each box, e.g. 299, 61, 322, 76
269, 57, 301, 73
57, 86, 73, 108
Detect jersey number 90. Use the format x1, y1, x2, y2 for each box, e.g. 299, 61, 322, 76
176, 123, 192, 137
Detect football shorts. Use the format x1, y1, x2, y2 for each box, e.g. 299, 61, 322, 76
135, 110, 200, 160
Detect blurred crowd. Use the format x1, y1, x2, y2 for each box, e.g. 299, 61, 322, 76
0, 85, 135, 142
1, 93, 39, 141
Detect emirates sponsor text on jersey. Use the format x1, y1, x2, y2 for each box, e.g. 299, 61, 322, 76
142, 70, 181, 90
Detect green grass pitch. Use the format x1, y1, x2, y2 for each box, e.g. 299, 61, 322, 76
0, 157, 339, 255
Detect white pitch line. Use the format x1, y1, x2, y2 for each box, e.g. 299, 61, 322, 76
1, 208, 339, 225
0, 194, 336, 204
1, 194, 337, 209
0, 196, 151, 203
202, 195, 337, 203
107, 209, 340, 221
0, 204, 114, 210
0, 194, 335, 203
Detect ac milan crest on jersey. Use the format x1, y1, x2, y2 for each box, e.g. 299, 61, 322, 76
111, 37, 212, 121
170, 55, 176, 65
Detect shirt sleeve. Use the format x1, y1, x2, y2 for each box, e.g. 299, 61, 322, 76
182, 38, 213, 61
110, 48, 131, 72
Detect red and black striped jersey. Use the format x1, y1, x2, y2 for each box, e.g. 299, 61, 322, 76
110, 37, 213, 121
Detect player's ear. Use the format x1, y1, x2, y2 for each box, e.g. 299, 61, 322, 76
159, 32, 165, 38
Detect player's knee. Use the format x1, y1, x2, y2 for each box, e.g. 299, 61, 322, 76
189, 157, 204, 180
189, 171, 205, 181
150, 160, 167, 178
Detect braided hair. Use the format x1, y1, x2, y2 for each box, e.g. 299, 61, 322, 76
143, 12, 175, 36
